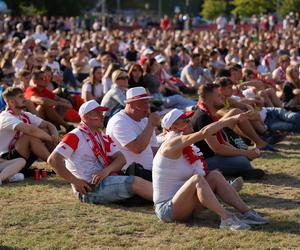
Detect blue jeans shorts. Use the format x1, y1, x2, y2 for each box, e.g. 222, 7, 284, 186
155, 199, 173, 222
79, 176, 135, 204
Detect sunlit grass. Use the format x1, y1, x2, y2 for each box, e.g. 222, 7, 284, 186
0, 135, 299, 249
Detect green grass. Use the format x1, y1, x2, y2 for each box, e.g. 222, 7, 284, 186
1, 136, 300, 250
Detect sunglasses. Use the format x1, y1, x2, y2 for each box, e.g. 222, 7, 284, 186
117, 76, 128, 80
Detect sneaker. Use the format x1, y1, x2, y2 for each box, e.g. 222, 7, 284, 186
241, 169, 265, 180
240, 209, 268, 225
230, 177, 244, 192
9, 173, 25, 183
220, 215, 251, 231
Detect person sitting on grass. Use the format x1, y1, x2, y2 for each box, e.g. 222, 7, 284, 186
106, 87, 160, 182
0, 87, 60, 176
47, 100, 153, 204
0, 158, 26, 185
24, 70, 74, 132
191, 83, 265, 179
153, 108, 268, 230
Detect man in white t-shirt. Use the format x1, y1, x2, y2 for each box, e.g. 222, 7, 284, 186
45, 51, 60, 72
106, 87, 160, 181
47, 100, 152, 203
0, 87, 59, 175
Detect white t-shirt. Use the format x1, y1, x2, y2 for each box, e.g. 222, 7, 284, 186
153, 132, 206, 204
106, 110, 158, 171
47, 61, 61, 72
88, 58, 101, 68
12, 59, 25, 74
102, 78, 112, 94
54, 128, 118, 185
32, 32, 48, 43
259, 107, 267, 122
0, 111, 43, 155
81, 82, 104, 99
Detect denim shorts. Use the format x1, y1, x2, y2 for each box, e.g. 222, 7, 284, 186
79, 176, 135, 204
155, 199, 173, 222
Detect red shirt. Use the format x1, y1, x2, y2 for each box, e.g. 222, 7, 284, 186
24, 87, 55, 100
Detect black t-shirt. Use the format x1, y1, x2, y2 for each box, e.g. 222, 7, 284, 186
12, 32, 26, 42
191, 109, 216, 158
282, 81, 295, 105
217, 48, 229, 58
125, 50, 138, 62
192, 109, 248, 159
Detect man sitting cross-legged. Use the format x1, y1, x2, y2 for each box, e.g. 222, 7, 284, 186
47, 100, 153, 204
0, 87, 59, 176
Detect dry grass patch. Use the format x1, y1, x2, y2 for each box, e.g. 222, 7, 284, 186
1, 135, 300, 249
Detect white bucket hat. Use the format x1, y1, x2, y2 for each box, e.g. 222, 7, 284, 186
124, 87, 152, 104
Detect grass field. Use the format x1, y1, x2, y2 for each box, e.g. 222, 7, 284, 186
0, 135, 300, 250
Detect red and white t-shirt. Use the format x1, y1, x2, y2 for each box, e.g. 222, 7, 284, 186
54, 128, 118, 184
0, 111, 43, 155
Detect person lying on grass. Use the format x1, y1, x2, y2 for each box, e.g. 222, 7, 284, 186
153, 108, 268, 230
48, 100, 152, 204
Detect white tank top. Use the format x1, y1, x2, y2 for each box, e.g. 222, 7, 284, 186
153, 149, 206, 204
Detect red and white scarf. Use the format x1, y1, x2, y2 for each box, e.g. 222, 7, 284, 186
6, 107, 31, 152
78, 122, 113, 168
164, 131, 207, 176
197, 100, 225, 144
183, 145, 207, 176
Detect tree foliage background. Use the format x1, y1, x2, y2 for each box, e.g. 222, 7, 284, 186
5, 0, 95, 16
201, 0, 300, 20
3, 0, 300, 19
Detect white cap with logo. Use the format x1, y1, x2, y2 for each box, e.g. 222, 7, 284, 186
161, 108, 194, 130
78, 100, 109, 117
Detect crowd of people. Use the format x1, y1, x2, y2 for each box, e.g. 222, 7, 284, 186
1, 12, 300, 231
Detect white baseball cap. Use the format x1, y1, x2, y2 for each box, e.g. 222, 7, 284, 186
78, 100, 109, 117
124, 87, 152, 103
155, 54, 166, 64
143, 48, 154, 55
161, 108, 194, 130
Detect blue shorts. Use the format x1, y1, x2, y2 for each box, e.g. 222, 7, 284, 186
79, 176, 135, 204
155, 199, 173, 222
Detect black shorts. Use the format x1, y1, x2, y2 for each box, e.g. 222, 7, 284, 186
125, 162, 152, 182
1, 149, 37, 170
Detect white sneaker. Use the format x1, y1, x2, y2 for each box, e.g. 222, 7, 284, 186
9, 173, 25, 183
240, 209, 268, 225
220, 215, 251, 231
230, 177, 244, 192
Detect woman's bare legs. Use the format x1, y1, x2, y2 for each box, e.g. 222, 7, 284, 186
205, 171, 249, 213
171, 175, 230, 221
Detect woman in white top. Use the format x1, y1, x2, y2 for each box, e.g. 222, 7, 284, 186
102, 63, 121, 94
81, 66, 104, 102
12, 48, 27, 75
153, 109, 267, 230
